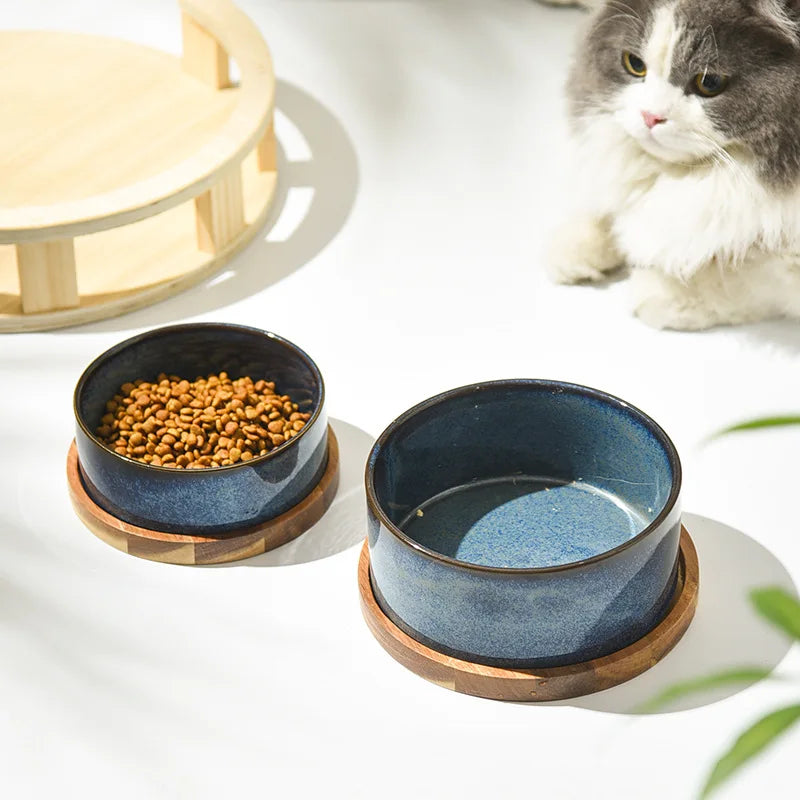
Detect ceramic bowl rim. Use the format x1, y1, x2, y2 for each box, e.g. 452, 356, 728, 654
365, 379, 682, 575
74, 322, 325, 476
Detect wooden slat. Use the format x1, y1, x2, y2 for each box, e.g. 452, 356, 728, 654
181, 12, 230, 89
194, 164, 245, 253
0, 150, 276, 332
16, 238, 78, 313
257, 121, 277, 172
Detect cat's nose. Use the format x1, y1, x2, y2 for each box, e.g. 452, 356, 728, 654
642, 111, 667, 129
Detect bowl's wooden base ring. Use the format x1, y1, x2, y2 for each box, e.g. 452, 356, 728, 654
359, 526, 699, 702
67, 426, 339, 565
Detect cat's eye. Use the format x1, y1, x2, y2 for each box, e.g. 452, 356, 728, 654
694, 72, 728, 97
622, 51, 647, 78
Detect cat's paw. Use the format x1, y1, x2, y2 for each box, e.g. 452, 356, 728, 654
630, 268, 719, 331
547, 216, 621, 284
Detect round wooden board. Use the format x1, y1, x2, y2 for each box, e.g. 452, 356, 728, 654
67, 427, 339, 565
0, 151, 277, 332
359, 527, 699, 702
0, 0, 278, 332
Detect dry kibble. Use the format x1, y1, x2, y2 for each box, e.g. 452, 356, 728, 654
95, 372, 307, 468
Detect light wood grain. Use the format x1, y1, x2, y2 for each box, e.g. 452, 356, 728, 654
16, 239, 78, 313
257, 122, 277, 172
0, 152, 276, 331
182, 12, 230, 89
0, 0, 278, 331
195, 164, 245, 253
0, 32, 237, 211
0, 0, 274, 241
67, 428, 340, 566
359, 528, 699, 702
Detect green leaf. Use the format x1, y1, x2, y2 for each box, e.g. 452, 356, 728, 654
751, 587, 800, 640
636, 668, 772, 714
709, 416, 800, 440
700, 704, 800, 798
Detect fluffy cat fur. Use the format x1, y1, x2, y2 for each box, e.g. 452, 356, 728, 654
547, 0, 800, 329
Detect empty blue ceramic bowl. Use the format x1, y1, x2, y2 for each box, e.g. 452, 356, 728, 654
366, 380, 682, 668
74, 323, 328, 535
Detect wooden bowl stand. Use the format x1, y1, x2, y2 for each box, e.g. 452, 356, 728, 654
67, 427, 340, 565
359, 527, 699, 702
0, 0, 278, 331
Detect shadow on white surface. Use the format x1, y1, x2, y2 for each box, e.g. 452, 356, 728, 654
71, 79, 358, 333
217, 417, 374, 567
741, 319, 800, 354
551, 512, 797, 714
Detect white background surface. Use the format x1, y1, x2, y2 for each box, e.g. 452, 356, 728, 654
2, 1, 800, 798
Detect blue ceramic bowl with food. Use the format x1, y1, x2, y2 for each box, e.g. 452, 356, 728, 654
365, 380, 682, 668
74, 323, 328, 535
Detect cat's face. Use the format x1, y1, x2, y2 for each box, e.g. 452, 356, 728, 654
571, 0, 800, 184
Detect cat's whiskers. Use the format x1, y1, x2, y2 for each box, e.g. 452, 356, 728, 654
706, 146, 744, 189
605, 0, 645, 26
592, 0, 646, 38
696, 132, 750, 192
691, 134, 755, 271
681, 129, 741, 181
592, 14, 644, 38
699, 24, 721, 70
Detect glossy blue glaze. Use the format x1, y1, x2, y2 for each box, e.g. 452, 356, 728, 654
366, 380, 682, 668
401, 476, 651, 568
74, 324, 328, 535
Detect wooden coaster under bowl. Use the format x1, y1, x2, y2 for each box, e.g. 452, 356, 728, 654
67, 427, 340, 565
359, 526, 699, 702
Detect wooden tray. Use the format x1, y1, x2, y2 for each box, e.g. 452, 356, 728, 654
67, 427, 340, 565
0, 0, 277, 331
359, 526, 699, 701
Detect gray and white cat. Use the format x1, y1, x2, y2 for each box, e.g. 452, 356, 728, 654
547, 0, 800, 329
